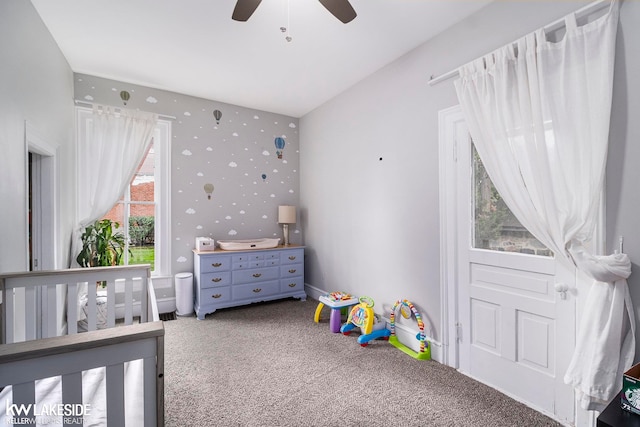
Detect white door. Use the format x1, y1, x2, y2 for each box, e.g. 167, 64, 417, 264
441, 106, 576, 424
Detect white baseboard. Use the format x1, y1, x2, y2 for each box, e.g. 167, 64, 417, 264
304, 283, 327, 301
153, 275, 177, 314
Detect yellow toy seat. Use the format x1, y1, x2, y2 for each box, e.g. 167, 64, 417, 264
341, 296, 375, 335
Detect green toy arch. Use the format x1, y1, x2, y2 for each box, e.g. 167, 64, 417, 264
389, 299, 430, 360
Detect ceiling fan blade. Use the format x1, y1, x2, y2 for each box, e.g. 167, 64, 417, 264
232, 0, 263, 22
318, 0, 357, 24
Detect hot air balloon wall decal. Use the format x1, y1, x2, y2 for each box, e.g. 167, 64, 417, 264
213, 109, 222, 125
274, 136, 285, 159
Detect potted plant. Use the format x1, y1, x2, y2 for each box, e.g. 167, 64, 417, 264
76, 219, 128, 269
76, 219, 128, 330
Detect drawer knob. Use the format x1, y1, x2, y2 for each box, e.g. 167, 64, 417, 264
212, 262, 222, 267
252, 288, 262, 293
288, 256, 296, 260
252, 273, 262, 278
288, 283, 296, 288
212, 294, 222, 299
211, 277, 222, 283
288, 269, 297, 274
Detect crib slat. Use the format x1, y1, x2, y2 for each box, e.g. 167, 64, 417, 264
156, 333, 165, 426
40, 285, 49, 338
44, 284, 58, 338
1, 282, 5, 344
12, 382, 36, 422
67, 283, 78, 335
62, 372, 83, 426
124, 278, 134, 325
86, 281, 97, 331
5, 287, 15, 344
106, 364, 126, 426
143, 356, 156, 427
140, 276, 149, 324
25, 287, 37, 341
106, 279, 116, 328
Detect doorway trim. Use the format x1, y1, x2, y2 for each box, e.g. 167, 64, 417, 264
438, 105, 467, 369
25, 121, 58, 270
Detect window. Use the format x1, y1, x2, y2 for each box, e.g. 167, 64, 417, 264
102, 143, 157, 270
76, 107, 171, 276
472, 143, 551, 256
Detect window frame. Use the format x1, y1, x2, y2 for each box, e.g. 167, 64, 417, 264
76, 107, 171, 277
151, 120, 171, 277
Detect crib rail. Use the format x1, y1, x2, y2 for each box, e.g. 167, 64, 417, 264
0, 265, 156, 344
0, 321, 165, 427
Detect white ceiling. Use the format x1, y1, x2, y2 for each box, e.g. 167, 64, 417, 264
31, 0, 491, 117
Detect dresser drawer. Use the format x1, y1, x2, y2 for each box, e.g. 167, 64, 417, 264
280, 250, 304, 265
264, 252, 279, 261
232, 266, 279, 284
280, 264, 302, 277
201, 286, 232, 303
264, 258, 280, 266
200, 271, 232, 288
233, 260, 265, 269
281, 277, 304, 293
233, 280, 280, 300
199, 255, 232, 273
232, 253, 264, 263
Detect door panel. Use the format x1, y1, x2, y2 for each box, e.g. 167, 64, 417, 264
470, 299, 500, 353
519, 311, 553, 372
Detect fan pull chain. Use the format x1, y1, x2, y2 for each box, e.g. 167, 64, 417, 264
279, 0, 292, 42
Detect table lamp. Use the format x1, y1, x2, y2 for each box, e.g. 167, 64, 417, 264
278, 205, 296, 246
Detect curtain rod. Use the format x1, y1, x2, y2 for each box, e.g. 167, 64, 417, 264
428, 0, 611, 86
74, 100, 177, 120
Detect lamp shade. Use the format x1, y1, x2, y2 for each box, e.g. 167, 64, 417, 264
278, 205, 296, 224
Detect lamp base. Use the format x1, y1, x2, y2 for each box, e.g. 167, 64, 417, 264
282, 223, 290, 246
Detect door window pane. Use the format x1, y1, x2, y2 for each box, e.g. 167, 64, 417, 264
472, 144, 551, 257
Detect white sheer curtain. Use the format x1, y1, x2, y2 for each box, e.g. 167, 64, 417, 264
454, 1, 632, 411
72, 106, 158, 267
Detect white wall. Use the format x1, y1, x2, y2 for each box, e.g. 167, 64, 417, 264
607, 1, 640, 360
0, 0, 75, 272
299, 0, 640, 348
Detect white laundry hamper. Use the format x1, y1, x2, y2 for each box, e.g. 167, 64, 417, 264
175, 272, 194, 316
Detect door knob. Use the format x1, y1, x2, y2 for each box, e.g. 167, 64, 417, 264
555, 283, 569, 300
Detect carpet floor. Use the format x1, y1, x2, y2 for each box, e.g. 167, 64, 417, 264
162, 298, 562, 427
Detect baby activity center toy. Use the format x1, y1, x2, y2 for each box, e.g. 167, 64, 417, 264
388, 299, 431, 360
340, 296, 390, 346
315, 291, 359, 333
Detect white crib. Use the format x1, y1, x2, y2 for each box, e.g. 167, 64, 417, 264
0, 265, 164, 426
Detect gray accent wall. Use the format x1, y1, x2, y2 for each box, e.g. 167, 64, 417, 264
300, 0, 640, 354
0, 0, 74, 272
74, 75, 300, 275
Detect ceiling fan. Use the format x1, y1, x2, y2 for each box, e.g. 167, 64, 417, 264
232, 0, 357, 24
